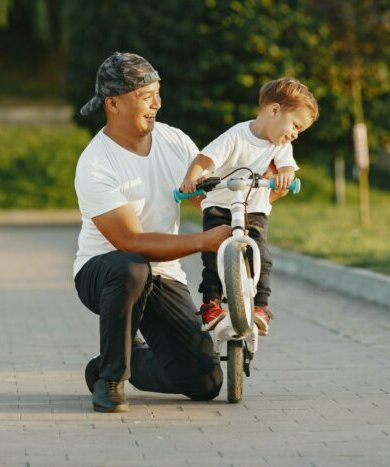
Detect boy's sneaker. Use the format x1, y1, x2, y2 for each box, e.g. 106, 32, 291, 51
254, 305, 274, 336
200, 299, 227, 331
92, 379, 129, 413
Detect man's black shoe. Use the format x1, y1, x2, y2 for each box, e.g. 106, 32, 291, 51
92, 379, 129, 413
85, 335, 147, 394
85, 355, 100, 394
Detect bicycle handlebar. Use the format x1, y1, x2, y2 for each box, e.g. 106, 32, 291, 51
268, 178, 301, 193
173, 176, 301, 203
173, 188, 207, 202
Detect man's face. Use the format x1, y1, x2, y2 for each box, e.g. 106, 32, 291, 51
110, 81, 161, 134
266, 105, 313, 145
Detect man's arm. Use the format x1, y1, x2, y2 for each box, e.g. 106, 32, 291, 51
93, 204, 230, 261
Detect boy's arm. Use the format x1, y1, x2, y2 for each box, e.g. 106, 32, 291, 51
262, 161, 289, 203
180, 153, 214, 193
270, 188, 289, 203
188, 194, 206, 210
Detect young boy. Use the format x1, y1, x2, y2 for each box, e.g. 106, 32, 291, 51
180, 77, 319, 336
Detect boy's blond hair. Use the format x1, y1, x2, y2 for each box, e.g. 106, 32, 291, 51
259, 77, 319, 122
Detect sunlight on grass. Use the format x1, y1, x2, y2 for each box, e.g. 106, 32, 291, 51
270, 201, 390, 275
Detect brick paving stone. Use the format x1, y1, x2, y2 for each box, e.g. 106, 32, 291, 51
0, 225, 390, 466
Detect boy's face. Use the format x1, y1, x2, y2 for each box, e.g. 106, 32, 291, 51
266, 105, 313, 145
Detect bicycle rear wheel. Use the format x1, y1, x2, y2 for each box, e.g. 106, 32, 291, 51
224, 241, 254, 337
227, 340, 244, 403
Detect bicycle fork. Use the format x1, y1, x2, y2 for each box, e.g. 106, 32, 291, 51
213, 184, 261, 356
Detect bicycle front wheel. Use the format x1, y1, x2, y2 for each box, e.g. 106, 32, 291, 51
227, 340, 244, 403
224, 241, 254, 337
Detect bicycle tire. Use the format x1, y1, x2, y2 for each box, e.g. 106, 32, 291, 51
224, 241, 254, 337
227, 340, 244, 403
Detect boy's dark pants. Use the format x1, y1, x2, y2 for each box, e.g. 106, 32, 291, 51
199, 206, 272, 308
75, 250, 223, 401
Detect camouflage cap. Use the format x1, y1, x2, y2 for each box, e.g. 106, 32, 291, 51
80, 52, 160, 116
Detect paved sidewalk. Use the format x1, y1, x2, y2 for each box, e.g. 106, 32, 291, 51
0, 225, 390, 467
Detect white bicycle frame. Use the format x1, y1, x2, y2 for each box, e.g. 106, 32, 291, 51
211, 177, 261, 356
174, 174, 300, 386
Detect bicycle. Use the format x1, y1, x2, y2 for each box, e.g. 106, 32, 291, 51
174, 169, 300, 403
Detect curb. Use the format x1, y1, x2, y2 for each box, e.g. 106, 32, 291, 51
183, 221, 390, 309
270, 246, 390, 309
0, 105, 73, 125
0, 209, 80, 225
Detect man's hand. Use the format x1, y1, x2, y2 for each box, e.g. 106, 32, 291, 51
202, 225, 232, 252
92, 204, 231, 261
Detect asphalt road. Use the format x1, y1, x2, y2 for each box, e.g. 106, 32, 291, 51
0, 225, 389, 467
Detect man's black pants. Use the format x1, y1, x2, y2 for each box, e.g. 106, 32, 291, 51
75, 251, 223, 401
199, 206, 272, 307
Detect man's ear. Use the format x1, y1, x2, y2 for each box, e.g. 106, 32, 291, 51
105, 96, 119, 115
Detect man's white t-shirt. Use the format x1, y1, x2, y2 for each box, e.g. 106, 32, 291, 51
73, 122, 198, 283
201, 121, 299, 215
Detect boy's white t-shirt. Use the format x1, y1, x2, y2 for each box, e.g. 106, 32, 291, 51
201, 121, 299, 215
73, 122, 198, 283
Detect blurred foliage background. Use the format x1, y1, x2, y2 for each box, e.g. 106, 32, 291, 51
0, 0, 389, 272
1, 1, 389, 144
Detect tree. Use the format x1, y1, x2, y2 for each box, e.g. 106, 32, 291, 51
0, 0, 66, 100
0, 0, 64, 48
305, 0, 390, 219
63, 0, 390, 173
0, 0, 13, 28
64, 0, 203, 134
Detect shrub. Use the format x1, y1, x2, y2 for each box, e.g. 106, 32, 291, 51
0, 124, 90, 208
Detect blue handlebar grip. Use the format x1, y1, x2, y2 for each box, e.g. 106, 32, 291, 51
268, 178, 301, 194
173, 188, 206, 203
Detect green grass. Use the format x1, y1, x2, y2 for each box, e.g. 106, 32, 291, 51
268, 161, 390, 275
179, 162, 390, 276
269, 201, 390, 275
